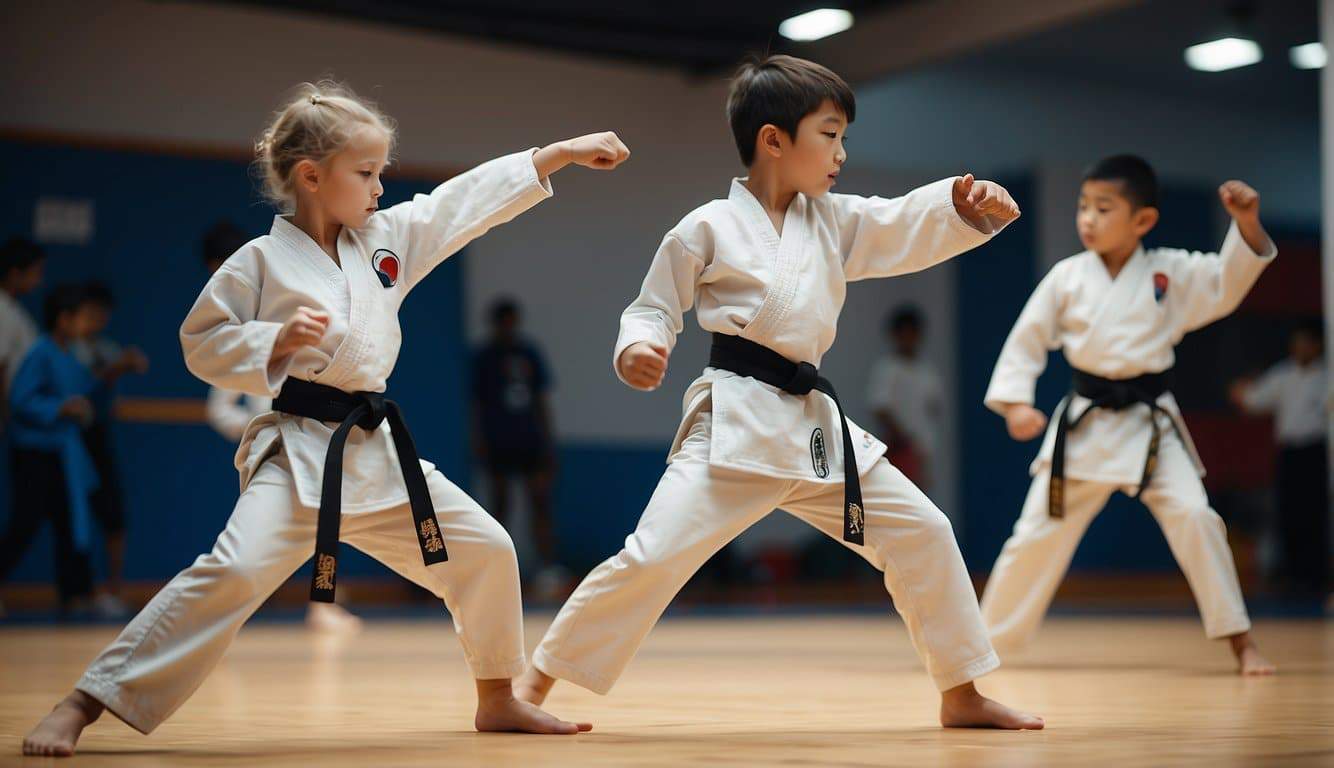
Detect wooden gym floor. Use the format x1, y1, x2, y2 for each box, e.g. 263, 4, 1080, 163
0, 613, 1330, 766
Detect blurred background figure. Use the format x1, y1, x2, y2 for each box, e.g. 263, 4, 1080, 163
472, 297, 565, 596
0, 284, 99, 615
199, 219, 362, 633
1231, 321, 1330, 598
1, 238, 44, 425
866, 305, 943, 494
71, 280, 150, 618
0, 238, 45, 616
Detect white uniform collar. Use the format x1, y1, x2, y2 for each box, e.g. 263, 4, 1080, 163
729, 177, 804, 250
271, 215, 348, 276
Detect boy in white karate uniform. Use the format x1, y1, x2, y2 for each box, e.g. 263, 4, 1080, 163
517, 55, 1044, 730
24, 80, 631, 757
980, 155, 1276, 675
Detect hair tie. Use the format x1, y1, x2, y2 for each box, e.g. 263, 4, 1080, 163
310, 94, 324, 105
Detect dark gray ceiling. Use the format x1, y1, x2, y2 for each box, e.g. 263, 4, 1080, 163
213, 0, 1319, 113
951, 0, 1319, 115
214, 1, 900, 74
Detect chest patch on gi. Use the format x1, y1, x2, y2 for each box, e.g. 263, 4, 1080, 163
372, 249, 401, 288
1152, 271, 1169, 303
810, 428, 830, 478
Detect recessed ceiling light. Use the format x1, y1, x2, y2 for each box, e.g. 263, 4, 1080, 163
1290, 42, 1327, 70
1184, 37, 1263, 72
778, 9, 854, 42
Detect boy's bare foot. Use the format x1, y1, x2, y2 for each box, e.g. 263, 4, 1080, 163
1229, 632, 1276, 676
939, 682, 1044, 730
23, 690, 104, 757
513, 666, 557, 707
474, 678, 589, 735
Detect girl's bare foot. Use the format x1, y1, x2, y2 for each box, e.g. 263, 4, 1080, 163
23, 690, 104, 757
513, 666, 557, 707
939, 682, 1044, 730
1229, 632, 1276, 676
474, 678, 589, 735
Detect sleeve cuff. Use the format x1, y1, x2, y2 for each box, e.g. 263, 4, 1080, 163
1225, 220, 1277, 261
252, 322, 291, 396
983, 385, 1035, 416
522, 147, 555, 201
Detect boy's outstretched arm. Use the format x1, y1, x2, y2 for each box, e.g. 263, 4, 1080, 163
836, 174, 1021, 282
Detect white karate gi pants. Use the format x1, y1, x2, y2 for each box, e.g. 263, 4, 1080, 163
76, 455, 524, 733
980, 433, 1252, 652
533, 413, 999, 694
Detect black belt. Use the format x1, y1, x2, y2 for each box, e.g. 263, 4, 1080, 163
708, 333, 864, 545
272, 379, 447, 602
1049, 368, 1181, 518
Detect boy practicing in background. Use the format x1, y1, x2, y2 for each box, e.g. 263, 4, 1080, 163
980, 155, 1276, 675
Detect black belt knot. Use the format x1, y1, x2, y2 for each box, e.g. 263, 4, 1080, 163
354, 392, 388, 430
272, 378, 448, 602
783, 362, 819, 395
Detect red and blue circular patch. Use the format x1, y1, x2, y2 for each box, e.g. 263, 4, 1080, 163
372, 249, 400, 288
1152, 271, 1169, 303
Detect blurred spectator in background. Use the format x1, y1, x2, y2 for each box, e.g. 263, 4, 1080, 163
1231, 320, 1330, 597
71, 281, 149, 617
472, 297, 566, 595
0, 237, 45, 615
0, 284, 100, 614
1, 238, 44, 424
866, 305, 943, 493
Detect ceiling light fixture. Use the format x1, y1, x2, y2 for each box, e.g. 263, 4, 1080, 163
778, 9, 854, 42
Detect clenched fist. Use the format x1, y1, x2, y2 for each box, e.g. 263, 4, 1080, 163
566, 131, 631, 171
1218, 180, 1259, 223
618, 341, 669, 391
1004, 403, 1047, 442
273, 306, 329, 360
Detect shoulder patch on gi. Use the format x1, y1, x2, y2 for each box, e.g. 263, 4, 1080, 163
810, 428, 830, 478
372, 249, 401, 288
1152, 271, 1169, 303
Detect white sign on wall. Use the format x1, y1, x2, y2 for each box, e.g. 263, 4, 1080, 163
33, 197, 95, 246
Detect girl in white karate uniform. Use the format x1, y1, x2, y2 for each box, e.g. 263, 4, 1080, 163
980, 155, 1276, 675
24, 80, 630, 757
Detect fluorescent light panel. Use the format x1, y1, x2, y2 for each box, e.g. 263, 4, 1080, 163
1184, 37, 1262, 72
779, 9, 854, 42
1290, 42, 1326, 70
